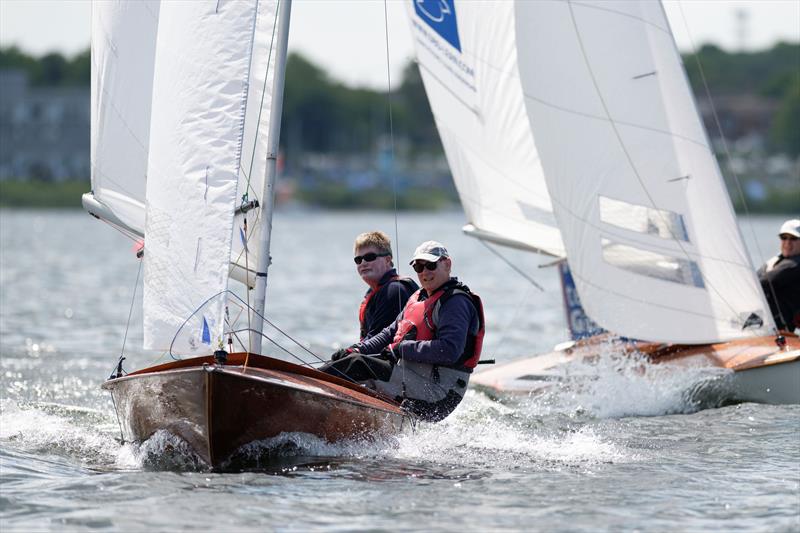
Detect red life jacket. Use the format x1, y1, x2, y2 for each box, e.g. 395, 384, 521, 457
390, 282, 485, 369
358, 275, 416, 340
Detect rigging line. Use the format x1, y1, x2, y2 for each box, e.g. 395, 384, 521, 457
382, 0, 401, 277
166, 289, 326, 363
120, 255, 144, 360
565, 0, 749, 327
675, 1, 782, 333
232, 0, 262, 189
478, 239, 545, 292
225, 290, 326, 362
243, 217, 253, 363
245, 0, 281, 190
225, 328, 317, 368
383, 0, 406, 395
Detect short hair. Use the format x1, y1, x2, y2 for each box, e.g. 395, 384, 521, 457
354, 231, 392, 256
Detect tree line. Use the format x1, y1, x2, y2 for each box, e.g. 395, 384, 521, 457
2, 42, 797, 157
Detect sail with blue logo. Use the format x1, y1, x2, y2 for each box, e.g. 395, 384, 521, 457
407, 0, 774, 344
406, 0, 564, 259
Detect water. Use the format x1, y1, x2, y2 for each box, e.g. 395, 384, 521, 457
1, 209, 798, 531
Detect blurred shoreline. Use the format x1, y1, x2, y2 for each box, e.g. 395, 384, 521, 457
0, 178, 796, 213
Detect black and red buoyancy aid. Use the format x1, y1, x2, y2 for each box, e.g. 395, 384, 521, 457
390, 281, 485, 369
358, 276, 416, 340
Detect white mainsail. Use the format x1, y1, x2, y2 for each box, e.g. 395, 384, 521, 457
87, 0, 160, 236
143, 0, 279, 352
405, 0, 564, 257
409, 0, 774, 344
514, 0, 773, 343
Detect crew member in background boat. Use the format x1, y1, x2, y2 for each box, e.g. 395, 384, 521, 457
757, 219, 800, 332
322, 240, 485, 421
329, 231, 418, 360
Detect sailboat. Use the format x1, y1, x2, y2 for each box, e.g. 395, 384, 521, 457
83, 0, 409, 468
404, 0, 799, 403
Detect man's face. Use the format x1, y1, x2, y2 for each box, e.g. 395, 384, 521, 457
355, 245, 392, 286
413, 257, 451, 293
780, 234, 800, 257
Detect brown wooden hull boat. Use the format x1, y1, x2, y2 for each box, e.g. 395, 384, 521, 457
102, 353, 410, 468
471, 333, 800, 405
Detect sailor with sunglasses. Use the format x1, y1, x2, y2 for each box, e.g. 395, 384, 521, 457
757, 218, 800, 332
321, 240, 485, 422
329, 232, 418, 363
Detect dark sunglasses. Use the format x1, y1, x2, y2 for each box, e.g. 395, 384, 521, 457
412, 261, 439, 273
780, 234, 798, 241
354, 252, 391, 264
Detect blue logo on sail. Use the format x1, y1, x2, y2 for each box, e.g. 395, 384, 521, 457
414, 0, 461, 52
201, 316, 211, 345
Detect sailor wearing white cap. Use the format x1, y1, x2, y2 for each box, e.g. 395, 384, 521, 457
757, 219, 800, 332
321, 240, 486, 421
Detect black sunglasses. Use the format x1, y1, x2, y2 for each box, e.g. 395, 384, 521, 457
354, 252, 391, 264
412, 261, 440, 273
780, 234, 798, 241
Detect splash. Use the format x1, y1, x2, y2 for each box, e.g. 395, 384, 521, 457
390, 391, 633, 470
100, 388, 635, 474
518, 346, 734, 419
116, 430, 207, 471
0, 399, 121, 467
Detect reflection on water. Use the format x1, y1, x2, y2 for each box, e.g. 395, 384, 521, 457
1, 210, 798, 531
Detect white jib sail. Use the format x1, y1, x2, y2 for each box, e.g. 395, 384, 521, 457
514, 0, 774, 343
405, 0, 564, 257
88, 0, 160, 236
143, 0, 279, 352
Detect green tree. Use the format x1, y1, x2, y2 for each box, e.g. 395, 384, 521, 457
770, 76, 800, 157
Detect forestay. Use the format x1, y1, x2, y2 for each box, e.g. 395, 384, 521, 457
88, 0, 160, 236
405, 0, 564, 257
143, 0, 279, 352
514, 0, 773, 343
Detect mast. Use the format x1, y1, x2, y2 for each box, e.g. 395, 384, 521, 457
251, 0, 292, 355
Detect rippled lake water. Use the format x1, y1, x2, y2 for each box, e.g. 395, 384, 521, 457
1, 209, 798, 531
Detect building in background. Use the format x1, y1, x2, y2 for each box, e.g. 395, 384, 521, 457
0, 69, 89, 182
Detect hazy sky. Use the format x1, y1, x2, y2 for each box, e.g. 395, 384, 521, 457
1, 0, 798, 88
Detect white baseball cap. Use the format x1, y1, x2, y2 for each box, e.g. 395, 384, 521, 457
779, 219, 800, 238
409, 240, 449, 264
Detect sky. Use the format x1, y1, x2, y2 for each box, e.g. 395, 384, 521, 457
1, 0, 798, 89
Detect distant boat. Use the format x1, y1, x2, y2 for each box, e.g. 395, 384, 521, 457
83, 0, 409, 469
406, 0, 799, 402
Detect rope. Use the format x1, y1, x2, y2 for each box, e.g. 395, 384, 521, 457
478, 239, 545, 292
243, 217, 252, 364
118, 255, 143, 364
383, 0, 407, 399
675, 1, 782, 334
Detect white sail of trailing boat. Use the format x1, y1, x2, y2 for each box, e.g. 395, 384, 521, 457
406, 0, 798, 402
86, 0, 159, 237
86, 0, 408, 469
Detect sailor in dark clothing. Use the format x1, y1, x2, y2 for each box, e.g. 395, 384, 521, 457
329, 231, 417, 361
321, 240, 485, 422
758, 219, 800, 332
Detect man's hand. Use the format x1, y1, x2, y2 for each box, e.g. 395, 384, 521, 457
379, 346, 398, 365
330, 345, 359, 361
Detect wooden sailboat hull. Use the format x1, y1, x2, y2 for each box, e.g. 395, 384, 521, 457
102, 353, 409, 468
471, 333, 800, 405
